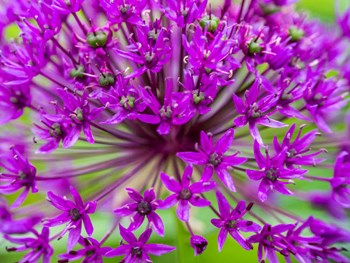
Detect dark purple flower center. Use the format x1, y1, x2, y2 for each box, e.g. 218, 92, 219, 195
179, 188, 192, 200
69, 208, 82, 221
119, 4, 131, 15
49, 123, 63, 138
74, 108, 84, 122
193, 240, 207, 254
265, 168, 278, 182
18, 172, 27, 180
137, 201, 152, 215
159, 106, 173, 119
9, 91, 28, 109
130, 247, 143, 257
225, 220, 237, 229
85, 248, 95, 257
209, 153, 222, 166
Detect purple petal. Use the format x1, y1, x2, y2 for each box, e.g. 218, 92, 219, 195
258, 180, 270, 202
190, 180, 216, 193
201, 165, 214, 181
83, 122, 94, 144
62, 125, 81, 148
70, 186, 83, 207
105, 245, 129, 257
126, 188, 143, 202
139, 228, 152, 244
119, 224, 137, 244
181, 165, 193, 187
143, 244, 176, 256
229, 231, 252, 250
114, 203, 137, 216
176, 200, 190, 221
255, 117, 287, 128
218, 228, 228, 252
160, 173, 181, 193
215, 191, 231, 218
216, 168, 236, 192
200, 131, 213, 154
158, 194, 178, 209
148, 212, 164, 236
11, 188, 29, 208
189, 196, 211, 207
176, 152, 208, 165
211, 218, 223, 228
215, 128, 234, 154
83, 215, 94, 236
67, 223, 82, 251
246, 170, 265, 181
232, 94, 245, 114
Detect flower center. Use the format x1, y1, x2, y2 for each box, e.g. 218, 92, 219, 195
49, 123, 62, 138
159, 106, 173, 119
137, 201, 152, 215
265, 168, 278, 182
130, 247, 143, 257
85, 249, 95, 257
225, 220, 237, 229
179, 188, 192, 200
69, 208, 82, 221
209, 153, 222, 166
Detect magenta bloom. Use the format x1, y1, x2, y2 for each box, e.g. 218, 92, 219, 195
211, 191, 261, 251
0, 81, 31, 125
106, 225, 175, 262
248, 224, 294, 263
246, 140, 307, 202
190, 235, 208, 256
177, 129, 246, 191
44, 186, 97, 251
273, 124, 325, 168
159, 165, 215, 221
330, 151, 350, 207
114, 188, 164, 236
58, 237, 111, 263
0, 148, 37, 208
232, 79, 287, 145
5, 227, 53, 263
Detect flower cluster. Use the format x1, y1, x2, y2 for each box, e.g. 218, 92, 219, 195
1, 0, 350, 262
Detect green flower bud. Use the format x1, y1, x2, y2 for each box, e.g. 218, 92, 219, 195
288, 27, 304, 42
98, 72, 115, 87
87, 31, 108, 48
200, 15, 220, 32
69, 65, 85, 79
248, 41, 262, 55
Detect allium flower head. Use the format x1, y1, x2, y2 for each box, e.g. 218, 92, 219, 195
1, 0, 350, 262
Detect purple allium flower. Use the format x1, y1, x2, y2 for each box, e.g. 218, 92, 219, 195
177, 129, 246, 191
159, 165, 215, 221
248, 223, 294, 263
44, 186, 97, 251
331, 151, 350, 207
5, 227, 53, 263
247, 140, 307, 202
1, 0, 350, 261
0, 148, 37, 208
233, 79, 287, 145
106, 225, 175, 262
0, 199, 41, 235
211, 191, 261, 251
58, 237, 111, 263
0, 81, 31, 125
114, 188, 164, 236
190, 235, 208, 256
273, 124, 325, 168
